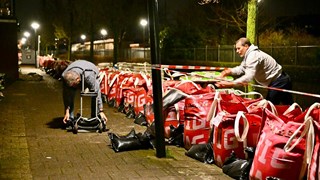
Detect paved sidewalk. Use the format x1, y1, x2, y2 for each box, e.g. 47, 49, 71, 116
0, 65, 231, 180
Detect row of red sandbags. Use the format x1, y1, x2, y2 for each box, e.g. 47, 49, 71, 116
100, 66, 320, 180
39, 56, 70, 79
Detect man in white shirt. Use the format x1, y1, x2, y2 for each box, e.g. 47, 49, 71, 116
216, 37, 293, 105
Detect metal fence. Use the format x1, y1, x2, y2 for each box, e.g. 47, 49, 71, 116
165, 45, 320, 66
71, 44, 320, 66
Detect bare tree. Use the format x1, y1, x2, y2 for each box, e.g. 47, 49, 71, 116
198, 0, 261, 44
101, 0, 147, 65
43, 0, 78, 60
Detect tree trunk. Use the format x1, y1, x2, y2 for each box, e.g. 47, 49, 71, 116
246, 0, 258, 94
246, 0, 257, 45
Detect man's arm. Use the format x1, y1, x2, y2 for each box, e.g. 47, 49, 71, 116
216, 58, 252, 88
232, 54, 259, 84
62, 81, 76, 123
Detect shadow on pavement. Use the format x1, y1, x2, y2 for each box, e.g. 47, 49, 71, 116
46, 117, 65, 129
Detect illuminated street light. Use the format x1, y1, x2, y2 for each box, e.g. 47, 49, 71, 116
31, 22, 40, 31
81, 34, 86, 40
31, 22, 40, 68
140, 19, 148, 59
23, 31, 30, 38
80, 34, 86, 52
100, 29, 107, 37
140, 19, 147, 27
21, 37, 27, 45
22, 31, 31, 49
140, 19, 148, 45
100, 29, 108, 52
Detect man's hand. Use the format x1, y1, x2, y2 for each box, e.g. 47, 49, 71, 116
215, 81, 235, 88
63, 113, 70, 124
219, 68, 231, 78
63, 108, 70, 124
99, 112, 108, 123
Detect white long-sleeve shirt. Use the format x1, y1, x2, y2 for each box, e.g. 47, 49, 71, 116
231, 45, 282, 86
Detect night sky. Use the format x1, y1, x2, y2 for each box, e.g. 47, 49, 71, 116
264, 0, 320, 17
15, 0, 320, 34
16, 0, 41, 31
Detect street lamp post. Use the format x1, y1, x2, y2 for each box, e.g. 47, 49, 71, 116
23, 31, 30, 49
140, 19, 147, 60
100, 29, 107, 53
31, 22, 39, 68
38, 35, 41, 58
80, 34, 86, 56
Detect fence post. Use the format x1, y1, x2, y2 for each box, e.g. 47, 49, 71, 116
218, 44, 220, 62
295, 42, 298, 65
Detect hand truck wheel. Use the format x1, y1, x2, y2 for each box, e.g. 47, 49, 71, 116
73, 122, 78, 134
98, 122, 103, 133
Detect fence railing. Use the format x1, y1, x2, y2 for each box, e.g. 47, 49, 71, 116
165, 45, 320, 66
71, 45, 320, 66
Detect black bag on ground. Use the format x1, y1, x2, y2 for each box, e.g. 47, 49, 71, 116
144, 121, 156, 138
185, 143, 214, 164
125, 105, 135, 119
108, 128, 136, 139
107, 98, 116, 107
134, 112, 148, 126
109, 135, 143, 152
167, 124, 184, 147
222, 147, 255, 180
143, 122, 156, 148
136, 132, 154, 149
108, 129, 152, 152
118, 103, 125, 113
